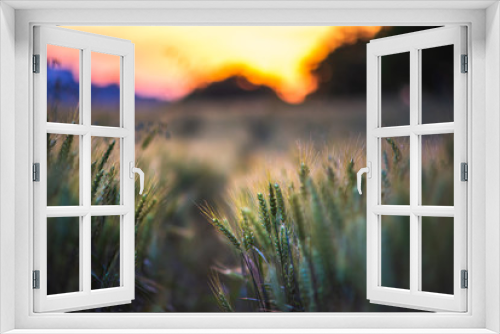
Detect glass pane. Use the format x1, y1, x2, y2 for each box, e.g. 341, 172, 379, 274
421, 217, 454, 294
381, 137, 410, 205
421, 45, 454, 124
91, 137, 120, 205
381, 215, 410, 290
422, 134, 454, 206
47, 134, 79, 206
91, 216, 120, 290
47, 44, 80, 124
381, 52, 410, 127
91, 52, 121, 127
47, 217, 80, 295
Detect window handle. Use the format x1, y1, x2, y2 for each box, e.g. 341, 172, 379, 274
129, 162, 144, 195
357, 162, 371, 195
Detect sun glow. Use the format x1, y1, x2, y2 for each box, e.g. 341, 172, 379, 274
60, 26, 382, 104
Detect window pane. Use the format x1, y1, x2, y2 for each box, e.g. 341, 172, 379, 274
381, 52, 410, 127
91, 216, 121, 290
47, 217, 80, 295
381, 137, 410, 205
91, 52, 121, 127
421, 45, 454, 124
47, 44, 80, 124
381, 215, 410, 290
421, 134, 454, 206
47, 134, 79, 206
421, 216, 454, 295
91, 137, 120, 205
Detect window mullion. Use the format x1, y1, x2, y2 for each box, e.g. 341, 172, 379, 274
78, 48, 84, 293
373, 123, 454, 138
82, 47, 92, 294
82, 214, 91, 293
409, 48, 420, 294
417, 48, 424, 293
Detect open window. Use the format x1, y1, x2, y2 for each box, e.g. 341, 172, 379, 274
361, 26, 467, 312
33, 26, 138, 312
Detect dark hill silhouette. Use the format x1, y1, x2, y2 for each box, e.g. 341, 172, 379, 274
310, 26, 439, 99
47, 66, 80, 109
47, 66, 166, 114
184, 76, 278, 102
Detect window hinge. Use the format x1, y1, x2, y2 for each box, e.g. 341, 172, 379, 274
461, 54, 468, 73
461, 162, 468, 181
33, 270, 40, 289
33, 163, 40, 182
33, 54, 40, 73
461, 270, 468, 289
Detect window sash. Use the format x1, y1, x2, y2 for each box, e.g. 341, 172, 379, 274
33, 26, 136, 313
366, 26, 468, 312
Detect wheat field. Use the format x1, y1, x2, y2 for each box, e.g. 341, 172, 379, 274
45, 96, 454, 312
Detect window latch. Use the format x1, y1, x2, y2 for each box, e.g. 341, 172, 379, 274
129, 162, 144, 195
357, 162, 372, 195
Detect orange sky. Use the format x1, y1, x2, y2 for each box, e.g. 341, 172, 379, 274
58, 26, 381, 104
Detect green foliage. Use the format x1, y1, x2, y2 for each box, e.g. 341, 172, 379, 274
210, 218, 241, 250
209, 271, 234, 312
257, 193, 272, 237
208, 158, 367, 311
207, 135, 453, 312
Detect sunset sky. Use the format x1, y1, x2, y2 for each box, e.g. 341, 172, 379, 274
52, 26, 382, 104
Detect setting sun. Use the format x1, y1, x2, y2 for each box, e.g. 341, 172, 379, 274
58, 26, 381, 103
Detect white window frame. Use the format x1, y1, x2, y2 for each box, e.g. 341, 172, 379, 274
0, 1, 499, 333
33, 26, 136, 313
366, 26, 468, 312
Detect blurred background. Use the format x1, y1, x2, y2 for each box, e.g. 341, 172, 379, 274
45, 26, 454, 312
